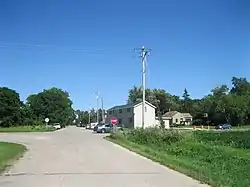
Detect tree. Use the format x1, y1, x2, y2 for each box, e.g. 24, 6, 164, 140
0, 87, 22, 127
181, 88, 191, 113
27, 88, 74, 126
128, 86, 143, 103
20, 102, 37, 125
230, 77, 250, 95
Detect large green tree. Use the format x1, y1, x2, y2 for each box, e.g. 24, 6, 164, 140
27, 88, 74, 126
0, 87, 22, 127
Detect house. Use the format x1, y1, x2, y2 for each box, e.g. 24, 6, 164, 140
162, 111, 193, 126
106, 101, 156, 128
155, 116, 171, 129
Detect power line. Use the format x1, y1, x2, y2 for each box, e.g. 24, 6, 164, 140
0, 42, 106, 53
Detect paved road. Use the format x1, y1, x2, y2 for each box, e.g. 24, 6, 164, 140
0, 127, 209, 187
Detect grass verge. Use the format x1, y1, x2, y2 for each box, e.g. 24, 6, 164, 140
0, 126, 56, 133
0, 142, 26, 173
106, 129, 250, 187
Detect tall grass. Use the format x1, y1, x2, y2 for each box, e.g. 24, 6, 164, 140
108, 128, 250, 187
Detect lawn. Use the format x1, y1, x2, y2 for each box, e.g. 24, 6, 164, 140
0, 142, 26, 172
0, 125, 56, 133
107, 128, 250, 187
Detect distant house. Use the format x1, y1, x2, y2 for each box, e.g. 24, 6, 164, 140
162, 111, 193, 126
106, 101, 156, 128
155, 116, 171, 129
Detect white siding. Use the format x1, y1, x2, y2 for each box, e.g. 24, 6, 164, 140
172, 112, 182, 124
134, 102, 156, 128
155, 119, 170, 129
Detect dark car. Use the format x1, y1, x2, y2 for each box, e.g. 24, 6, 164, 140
215, 123, 232, 130
76, 123, 82, 127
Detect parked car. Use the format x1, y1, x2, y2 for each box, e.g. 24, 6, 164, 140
215, 123, 232, 130
86, 123, 97, 130
76, 123, 82, 127
93, 123, 104, 131
96, 124, 112, 133
53, 123, 61, 129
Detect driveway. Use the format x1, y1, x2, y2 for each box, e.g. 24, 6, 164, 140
0, 126, 208, 187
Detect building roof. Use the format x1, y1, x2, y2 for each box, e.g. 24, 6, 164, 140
107, 101, 156, 111
134, 101, 156, 109
162, 111, 193, 118
107, 103, 135, 111
163, 111, 179, 117
182, 113, 192, 118
156, 116, 171, 120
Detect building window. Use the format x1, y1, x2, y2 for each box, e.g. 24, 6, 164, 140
119, 109, 122, 113
118, 119, 122, 124
129, 117, 132, 123
176, 119, 178, 123
127, 108, 131, 112
109, 111, 112, 115
145, 106, 147, 112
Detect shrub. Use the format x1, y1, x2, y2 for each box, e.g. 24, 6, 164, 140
122, 128, 190, 148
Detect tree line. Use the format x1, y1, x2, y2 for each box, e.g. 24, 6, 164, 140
0, 86, 105, 127
127, 77, 250, 126
0, 87, 75, 127
1, 76, 249, 127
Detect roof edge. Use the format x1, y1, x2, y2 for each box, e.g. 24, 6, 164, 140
134, 101, 156, 108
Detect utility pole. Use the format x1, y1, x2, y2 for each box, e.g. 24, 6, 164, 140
88, 107, 91, 127
140, 46, 150, 129
101, 97, 105, 123
96, 92, 99, 123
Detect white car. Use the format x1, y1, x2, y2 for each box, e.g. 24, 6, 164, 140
53, 123, 61, 129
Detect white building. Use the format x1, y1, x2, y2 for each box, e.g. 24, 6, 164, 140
106, 101, 156, 128
155, 117, 171, 129
162, 111, 193, 126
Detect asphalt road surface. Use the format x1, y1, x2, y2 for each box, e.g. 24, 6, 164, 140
0, 126, 209, 187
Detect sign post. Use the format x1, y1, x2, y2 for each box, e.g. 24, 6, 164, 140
204, 113, 209, 130
111, 117, 118, 133
45, 118, 49, 128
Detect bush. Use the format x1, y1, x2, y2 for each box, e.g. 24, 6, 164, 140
123, 128, 190, 149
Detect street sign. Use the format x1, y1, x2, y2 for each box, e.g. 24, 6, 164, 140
45, 118, 49, 123
111, 117, 118, 125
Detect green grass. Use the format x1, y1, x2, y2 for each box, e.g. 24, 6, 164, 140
233, 125, 250, 130
0, 125, 56, 133
107, 128, 250, 187
0, 142, 26, 173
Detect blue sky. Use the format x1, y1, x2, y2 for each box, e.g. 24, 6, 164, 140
0, 0, 249, 110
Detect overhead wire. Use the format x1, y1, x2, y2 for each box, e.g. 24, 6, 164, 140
0, 42, 108, 53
